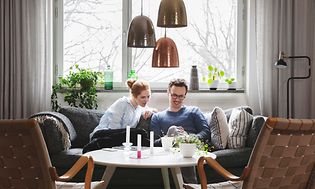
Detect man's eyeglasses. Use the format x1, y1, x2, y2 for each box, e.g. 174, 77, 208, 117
170, 93, 186, 100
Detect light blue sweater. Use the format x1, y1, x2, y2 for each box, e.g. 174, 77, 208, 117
90, 96, 143, 139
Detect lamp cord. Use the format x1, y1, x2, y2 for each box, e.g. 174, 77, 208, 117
164, 28, 166, 38
141, 0, 143, 16
286, 56, 311, 118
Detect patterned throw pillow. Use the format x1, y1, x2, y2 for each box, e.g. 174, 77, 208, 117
227, 108, 253, 149
33, 115, 71, 154
209, 107, 229, 149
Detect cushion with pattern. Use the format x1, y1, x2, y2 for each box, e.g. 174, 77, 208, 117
227, 108, 253, 149
209, 107, 229, 150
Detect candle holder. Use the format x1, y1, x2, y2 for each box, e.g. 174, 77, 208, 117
122, 142, 133, 151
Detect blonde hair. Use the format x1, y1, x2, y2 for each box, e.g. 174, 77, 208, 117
126, 79, 150, 98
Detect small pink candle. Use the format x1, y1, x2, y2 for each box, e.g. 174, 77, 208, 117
137, 134, 141, 158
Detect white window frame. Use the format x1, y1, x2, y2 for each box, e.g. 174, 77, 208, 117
53, 0, 246, 91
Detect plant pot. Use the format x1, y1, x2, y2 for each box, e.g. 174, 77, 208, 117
80, 78, 94, 91
227, 81, 237, 90
209, 80, 219, 90
179, 143, 196, 158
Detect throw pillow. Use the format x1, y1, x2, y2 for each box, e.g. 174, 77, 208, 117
209, 107, 229, 149
33, 115, 71, 154
227, 108, 253, 149
59, 107, 104, 148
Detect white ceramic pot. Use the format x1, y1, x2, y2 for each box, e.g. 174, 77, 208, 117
179, 143, 196, 158
209, 80, 219, 90
227, 81, 237, 90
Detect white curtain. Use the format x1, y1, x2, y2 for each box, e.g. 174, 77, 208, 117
247, 0, 315, 118
0, 0, 52, 119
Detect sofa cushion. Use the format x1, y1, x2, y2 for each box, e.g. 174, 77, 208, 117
209, 107, 229, 150
212, 147, 252, 168
50, 148, 83, 169
59, 107, 104, 148
227, 108, 253, 149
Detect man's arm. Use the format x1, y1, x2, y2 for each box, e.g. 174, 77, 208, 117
193, 108, 211, 142
150, 113, 163, 138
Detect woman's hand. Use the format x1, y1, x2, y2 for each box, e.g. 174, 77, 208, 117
142, 107, 158, 120
142, 110, 153, 120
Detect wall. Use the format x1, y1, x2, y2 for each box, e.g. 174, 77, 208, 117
59, 91, 248, 113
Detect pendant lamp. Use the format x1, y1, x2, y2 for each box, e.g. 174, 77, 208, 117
152, 30, 179, 67
157, 0, 187, 28
127, 0, 156, 48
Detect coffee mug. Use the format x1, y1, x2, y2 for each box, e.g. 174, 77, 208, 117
161, 136, 173, 151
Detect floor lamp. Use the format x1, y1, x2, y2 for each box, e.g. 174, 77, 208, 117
274, 52, 311, 118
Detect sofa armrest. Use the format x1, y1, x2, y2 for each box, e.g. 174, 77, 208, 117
246, 116, 266, 147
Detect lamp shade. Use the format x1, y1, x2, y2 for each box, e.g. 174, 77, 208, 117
157, 0, 187, 28
127, 15, 156, 48
274, 59, 287, 68
152, 37, 179, 67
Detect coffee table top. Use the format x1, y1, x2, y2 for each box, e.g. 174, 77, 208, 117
85, 147, 216, 168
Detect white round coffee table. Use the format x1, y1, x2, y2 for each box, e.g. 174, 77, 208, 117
85, 147, 216, 189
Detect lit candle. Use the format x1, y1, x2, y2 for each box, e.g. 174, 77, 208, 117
126, 126, 130, 144
150, 131, 154, 154
137, 134, 141, 158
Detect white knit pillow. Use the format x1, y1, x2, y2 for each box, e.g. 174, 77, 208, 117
227, 108, 253, 149
209, 107, 229, 149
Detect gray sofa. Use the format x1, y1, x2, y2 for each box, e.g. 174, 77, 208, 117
30, 106, 265, 189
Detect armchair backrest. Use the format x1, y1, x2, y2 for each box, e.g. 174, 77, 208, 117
0, 119, 56, 189
244, 117, 315, 188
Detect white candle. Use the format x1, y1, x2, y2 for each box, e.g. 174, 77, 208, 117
150, 131, 154, 154
126, 126, 130, 144
137, 134, 141, 158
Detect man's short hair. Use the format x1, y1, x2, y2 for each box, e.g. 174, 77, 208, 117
168, 78, 188, 94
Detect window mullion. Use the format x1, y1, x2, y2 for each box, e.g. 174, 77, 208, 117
122, 0, 132, 86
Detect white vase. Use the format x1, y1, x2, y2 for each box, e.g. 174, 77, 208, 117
179, 143, 196, 158
227, 81, 237, 90
209, 80, 219, 90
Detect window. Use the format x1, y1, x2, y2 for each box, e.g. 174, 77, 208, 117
54, 0, 245, 89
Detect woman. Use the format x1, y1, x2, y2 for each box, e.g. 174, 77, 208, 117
90, 79, 154, 138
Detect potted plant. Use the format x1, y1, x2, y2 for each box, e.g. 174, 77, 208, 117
51, 64, 99, 111
174, 134, 208, 157
206, 65, 225, 90
225, 77, 236, 90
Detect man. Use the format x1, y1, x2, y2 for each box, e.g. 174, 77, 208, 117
150, 78, 210, 183
150, 78, 210, 141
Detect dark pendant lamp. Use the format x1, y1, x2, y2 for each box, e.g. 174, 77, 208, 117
152, 30, 179, 67
157, 0, 187, 28
127, 0, 156, 48
274, 51, 311, 118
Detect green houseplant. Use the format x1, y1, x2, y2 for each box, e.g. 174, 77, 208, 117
51, 64, 99, 111
174, 134, 209, 157
225, 77, 236, 90
203, 65, 225, 90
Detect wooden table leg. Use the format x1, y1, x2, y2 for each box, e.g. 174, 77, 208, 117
171, 167, 184, 189
161, 167, 171, 189
101, 166, 116, 188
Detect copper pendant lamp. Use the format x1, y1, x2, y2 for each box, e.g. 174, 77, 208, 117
152, 31, 179, 68
157, 0, 187, 28
127, 0, 156, 48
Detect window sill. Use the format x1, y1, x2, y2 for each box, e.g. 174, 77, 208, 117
95, 88, 245, 93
